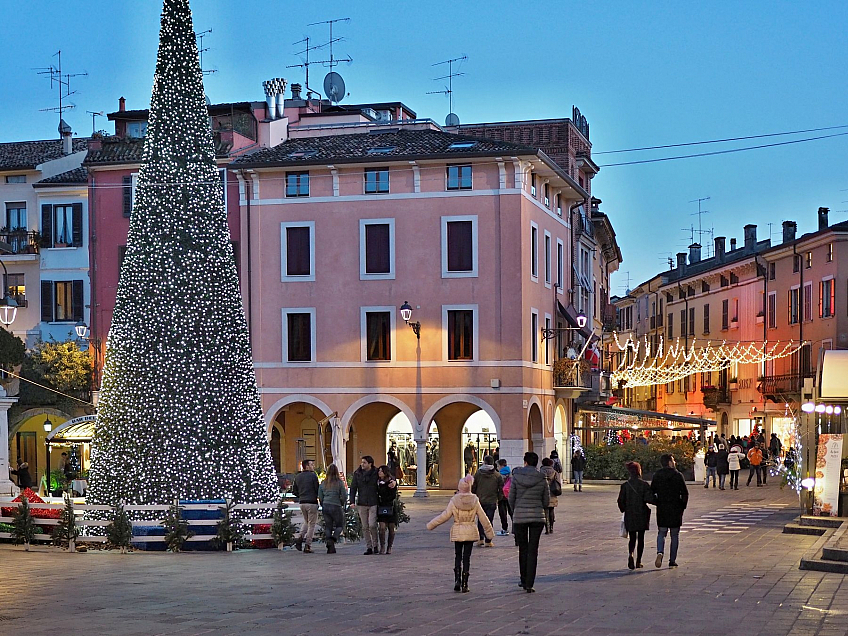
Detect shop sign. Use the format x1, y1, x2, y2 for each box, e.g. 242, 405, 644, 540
813, 434, 844, 516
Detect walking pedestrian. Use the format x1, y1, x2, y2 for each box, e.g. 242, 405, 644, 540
617, 461, 655, 570
496, 459, 512, 536
716, 444, 729, 490
746, 444, 763, 487
540, 457, 561, 534
769, 433, 782, 459
704, 446, 718, 488
550, 450, 563, 474
651, 454, 688, 568
572, 449, 586, 492
472, 455, 503, 547
760, 444, 769, 485
318, 463, 347, 554
509, 452, 550, 593
727, 445, 744, 490
292, 459, 320, 554
376, 465, 398, 554
350, 455, 380, 554
426, 474, 493, 593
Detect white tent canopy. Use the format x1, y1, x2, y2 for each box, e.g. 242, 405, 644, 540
818, 350, 848, 402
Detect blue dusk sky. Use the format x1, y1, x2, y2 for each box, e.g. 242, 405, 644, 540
1, 0, 846, 291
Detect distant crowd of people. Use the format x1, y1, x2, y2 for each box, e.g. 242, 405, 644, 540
702, 431, 785, 490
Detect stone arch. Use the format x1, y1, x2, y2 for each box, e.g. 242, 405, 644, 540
545, 399, 555, 435
340, 395, 418, 441
527, 402, 544, 452
420, 394, 501, 441
264, 394, 335, 435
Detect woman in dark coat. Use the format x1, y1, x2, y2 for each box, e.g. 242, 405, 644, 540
10, 462, 33, 490
715, 444, 730, 490
376, 465, 398, 554
617, 461, 656, 570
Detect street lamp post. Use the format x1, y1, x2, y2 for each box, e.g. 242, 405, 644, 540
399, 301, 421, 339
75, 322, 103, 391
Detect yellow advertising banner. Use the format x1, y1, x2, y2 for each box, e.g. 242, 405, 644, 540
813, 434, 844, 516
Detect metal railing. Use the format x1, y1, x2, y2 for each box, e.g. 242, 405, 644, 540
553, 359, 592, 388
758, 373, 802, 395
0, 230, 39, 255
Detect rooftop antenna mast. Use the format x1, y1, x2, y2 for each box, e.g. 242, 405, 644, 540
689, 196, 710, 245
427, 55, 467, 127
618, 271, 632, 295
86, 111, 104, 135
35, 50, 87, 135
195, 29, 217, 76
300, 18, 353, 103
658, 252, 674, 269
287, 36, 325, 97
680, 224, 696, 245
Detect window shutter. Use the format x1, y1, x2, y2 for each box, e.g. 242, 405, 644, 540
72, 280, 84, 322
41, 204, 53, 247
41, 280, 53, 322
122, 176, 133, 217
71, 202, 83, 247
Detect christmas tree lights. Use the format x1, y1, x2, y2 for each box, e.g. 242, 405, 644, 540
87, 0, 278, 512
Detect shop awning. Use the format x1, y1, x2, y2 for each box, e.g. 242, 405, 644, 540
577, 404, 716, 430
557, 300, 593, 340
46, 415, 96, 443
818, 350, 848, 402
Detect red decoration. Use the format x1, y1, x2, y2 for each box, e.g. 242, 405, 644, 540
2, 488, 62, 531
251, 524, 274, 549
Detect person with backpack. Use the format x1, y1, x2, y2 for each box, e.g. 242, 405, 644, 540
471, 455, 503, 547
540, 457, 562, 534
496, 459, 512, 536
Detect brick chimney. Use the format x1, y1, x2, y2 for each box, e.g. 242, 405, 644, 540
743, 224, 757, 250
818, 207, 829, 231
676, 252, 687, 274
714, 236, 726, 262
689, 243, 701, 264
730, 238, 737, 251
291, 83, 302, 100
119, 96, 126, 111
782, 220, 797, 243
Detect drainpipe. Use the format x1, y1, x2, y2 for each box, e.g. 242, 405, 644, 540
240, 170, 254, 346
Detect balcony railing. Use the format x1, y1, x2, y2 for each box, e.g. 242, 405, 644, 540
758, 373, 802, 397
702, 387, 730, 410
553, 359, 592, 389
0, 230, 40, 255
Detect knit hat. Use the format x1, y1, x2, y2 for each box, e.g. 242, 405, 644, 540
499, 466, 510, 476
457, 474, 474, 492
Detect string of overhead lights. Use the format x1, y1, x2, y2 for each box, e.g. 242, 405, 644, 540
609, 333, 807, 388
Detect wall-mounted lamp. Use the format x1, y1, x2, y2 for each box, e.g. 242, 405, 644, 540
43, 416, 53, 433
399, 301, 421, 340
541, 311, 587, 340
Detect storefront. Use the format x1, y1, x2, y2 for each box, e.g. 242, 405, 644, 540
45, 415, 95, 495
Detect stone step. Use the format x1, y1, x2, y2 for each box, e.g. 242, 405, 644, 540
821, 546, 848, 562
800, 557, 848, 574
799, 515, 843, 528
784, 522, 826, 536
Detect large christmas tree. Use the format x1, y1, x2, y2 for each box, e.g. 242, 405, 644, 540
87, 0, 278, 509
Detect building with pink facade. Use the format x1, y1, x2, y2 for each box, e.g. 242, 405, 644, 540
231, 96, 612, 493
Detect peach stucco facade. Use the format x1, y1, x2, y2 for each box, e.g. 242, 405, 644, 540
239, 126, 590, 492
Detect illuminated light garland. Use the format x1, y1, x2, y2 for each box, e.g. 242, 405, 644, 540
86, 0, 278, 516
610, 333, 807, 388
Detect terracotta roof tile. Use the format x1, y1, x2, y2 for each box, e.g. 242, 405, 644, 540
0, 138, 89, 171
33, 166, 89, 186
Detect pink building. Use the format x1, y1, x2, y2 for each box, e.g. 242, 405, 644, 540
232, 107, 602, 493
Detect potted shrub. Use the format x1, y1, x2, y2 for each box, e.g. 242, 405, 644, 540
728, 377, 739, 390
755, 311, 765, 324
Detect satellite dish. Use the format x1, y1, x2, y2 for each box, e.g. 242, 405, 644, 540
323, 72, 346, 103
445, 113, 460, 127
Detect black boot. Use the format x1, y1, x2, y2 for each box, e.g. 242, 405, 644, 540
327, 539, 336, 554
461, 571, 470, 593
453, 567, 461, 592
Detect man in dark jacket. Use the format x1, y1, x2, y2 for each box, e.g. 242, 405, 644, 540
292, 460, 320, 553
651, 454, 689, 568
472, 455, 503, 546
11, 462, 33, 490
508, 452, 550, 593
349, 455, 380, 554
704, 447, 718, 488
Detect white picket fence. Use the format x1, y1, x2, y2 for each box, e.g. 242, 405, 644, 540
0, 501, 303, 545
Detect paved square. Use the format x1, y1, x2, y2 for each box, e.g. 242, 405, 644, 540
1, 482, 846, 635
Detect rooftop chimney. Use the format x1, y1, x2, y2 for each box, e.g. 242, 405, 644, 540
744, 224, 757, 250
730, 237, 737, 251
714, 236, 726, 262
818, 207, 829, 231
782, 220, 797, 244
262, 78, 287, 121
676, 252, 687, 273
689, 243, 702, 264
291, 83, 302, 100
59, 119, 72, 155
118, 96, 126, 112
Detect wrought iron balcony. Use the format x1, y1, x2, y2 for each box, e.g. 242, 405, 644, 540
554, 359, 592, 389
701, 386, 730, 410
0, 230, 40, 255
758, 373, 801, 398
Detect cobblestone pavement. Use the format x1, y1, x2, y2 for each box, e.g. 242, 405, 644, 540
1, 482, 846, 636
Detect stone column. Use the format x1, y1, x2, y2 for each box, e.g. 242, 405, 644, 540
498, 439, 527, 475
414, 439, 429, 498
0, 386, 20, 496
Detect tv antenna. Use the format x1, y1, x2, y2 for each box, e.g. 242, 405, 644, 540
689, 196, 710, 244
303, 18, 352, 103
680, 224, 696, 245
195, 29, 217, 76
618, 271, 632, 295
427, 55, 467, 127
658, 252, 674, 269
287, 36, 325, 98
35, 50, 87, 133
86, 111, 104, 135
